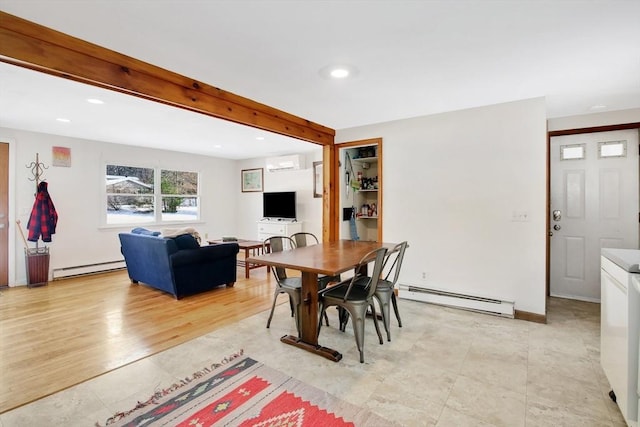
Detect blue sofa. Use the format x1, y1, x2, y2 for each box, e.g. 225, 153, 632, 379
118, 231, 240, 299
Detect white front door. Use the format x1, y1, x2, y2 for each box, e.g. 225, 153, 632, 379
550, 129, 639, 301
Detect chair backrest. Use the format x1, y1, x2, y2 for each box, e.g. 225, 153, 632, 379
263, 236, 296, 281
382, 241, 408, 285
343, 246, 388, 301
290, 232, 319, 248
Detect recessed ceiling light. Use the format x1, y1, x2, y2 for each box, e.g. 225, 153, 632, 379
330, 68, 350, 78
256, 136, 265, 140
213, 144, 222, 148
589, 104, 608, 111
87, 98, 104, 104
56, 118, 71, 123
319, 64, 359, 80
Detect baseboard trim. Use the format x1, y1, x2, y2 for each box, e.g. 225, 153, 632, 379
515, 309, 546, 324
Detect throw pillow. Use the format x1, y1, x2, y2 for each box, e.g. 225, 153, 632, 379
131, 227, 161, 236
173, 233, 200, 250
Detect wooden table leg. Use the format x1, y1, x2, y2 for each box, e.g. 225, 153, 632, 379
280, 271, 342, 362
244, 247, 250, 279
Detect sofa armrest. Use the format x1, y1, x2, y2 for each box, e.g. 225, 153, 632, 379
171, 243, 239, 268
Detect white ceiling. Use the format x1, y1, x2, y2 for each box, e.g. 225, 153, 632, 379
1, 0, 639, 159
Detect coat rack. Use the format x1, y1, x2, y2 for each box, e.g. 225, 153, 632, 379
22, 152, 51, 287
26, 152, 48, 191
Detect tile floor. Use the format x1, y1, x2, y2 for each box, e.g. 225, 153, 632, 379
0, 297, 628, 426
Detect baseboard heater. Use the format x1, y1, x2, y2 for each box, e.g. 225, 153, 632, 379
52, 260, 126, 280
398, 284, 515, 318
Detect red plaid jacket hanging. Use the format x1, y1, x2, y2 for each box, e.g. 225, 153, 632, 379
27, 181, 58, 242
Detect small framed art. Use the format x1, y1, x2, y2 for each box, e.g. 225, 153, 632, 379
241, 168, 263, 192
313, 161, 323, 198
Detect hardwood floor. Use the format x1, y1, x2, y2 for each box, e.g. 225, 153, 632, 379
0, 267, 278, 414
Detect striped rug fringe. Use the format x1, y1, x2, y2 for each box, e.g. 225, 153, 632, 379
96, 349, 244, 426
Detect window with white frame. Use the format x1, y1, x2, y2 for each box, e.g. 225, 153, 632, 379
105, 164, 199, 225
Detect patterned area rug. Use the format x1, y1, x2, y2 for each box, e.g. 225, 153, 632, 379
99, 352, 394, 426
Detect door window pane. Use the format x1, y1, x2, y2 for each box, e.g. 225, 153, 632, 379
560, 144, 585, 160
598, 140, 626, 158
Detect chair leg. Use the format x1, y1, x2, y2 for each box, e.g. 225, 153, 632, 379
375, 293, 391, 342
266, 289, 280, 329
369, 302, 384, 345
288, 296, 295, 317
391, 293, 402, 327
339, 307, 349, 331
345, 305, 368, 363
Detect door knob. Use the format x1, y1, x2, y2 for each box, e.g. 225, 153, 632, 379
553, 224, 561, 231
553, 210, 561, 221
549, 231, 553, 236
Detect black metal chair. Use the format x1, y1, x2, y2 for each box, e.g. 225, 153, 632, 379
264, 236, 301, 333
373, 241, 408, 341
340, 241, 408, 341
317, 246, 388, 363
290, 232, 341, 288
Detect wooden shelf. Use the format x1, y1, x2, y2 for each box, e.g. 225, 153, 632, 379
352, 156, 378, 164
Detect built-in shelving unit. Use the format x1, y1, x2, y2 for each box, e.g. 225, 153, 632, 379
341, 144, 381, 241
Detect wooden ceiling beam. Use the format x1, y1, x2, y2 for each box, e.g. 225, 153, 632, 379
0, 11, 335, 145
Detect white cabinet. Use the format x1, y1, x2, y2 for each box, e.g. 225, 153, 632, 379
601, 249, 640, 426
257, 220, 302, 242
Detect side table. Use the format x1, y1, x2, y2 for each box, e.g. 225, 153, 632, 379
208, 239, 269, 279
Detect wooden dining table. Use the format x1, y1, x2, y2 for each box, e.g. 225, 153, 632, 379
246, 239, 396, 362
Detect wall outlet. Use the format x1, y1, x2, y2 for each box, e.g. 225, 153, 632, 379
421, 272, 427, 280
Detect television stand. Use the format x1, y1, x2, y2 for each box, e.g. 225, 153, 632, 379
257, 220, 302, 242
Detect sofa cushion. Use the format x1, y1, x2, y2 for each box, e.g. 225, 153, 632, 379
171, 243, 240, 268
131, 227, 161, 236
172, 233, 200, 250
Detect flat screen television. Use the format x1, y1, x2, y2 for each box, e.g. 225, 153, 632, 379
263, 191, 296, 220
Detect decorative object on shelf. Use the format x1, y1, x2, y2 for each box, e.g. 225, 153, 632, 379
241, 168, 263, 192
52, 146, 71, 167
313, 161, 323, 198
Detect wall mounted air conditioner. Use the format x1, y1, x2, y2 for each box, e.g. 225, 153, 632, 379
266, 155, 305, 172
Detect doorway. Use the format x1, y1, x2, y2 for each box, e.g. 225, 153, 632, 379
549, 128, 640, 301
336, 138, 383, 242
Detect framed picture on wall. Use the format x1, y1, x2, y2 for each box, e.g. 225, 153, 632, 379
313, 161, 322, 198
241, 168, 263, 192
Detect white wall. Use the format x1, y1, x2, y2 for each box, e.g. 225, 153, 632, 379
337, 98, 548, 315
236, 150, 324, 240
2, 127, 238, 285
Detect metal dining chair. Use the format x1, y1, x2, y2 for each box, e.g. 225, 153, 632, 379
317, 246, 388, 363
290, 232, 341, 287
340, 241, 408, 341
264, 236, 301, 333
373, 241, 408, 341
290, 232, 334, 326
